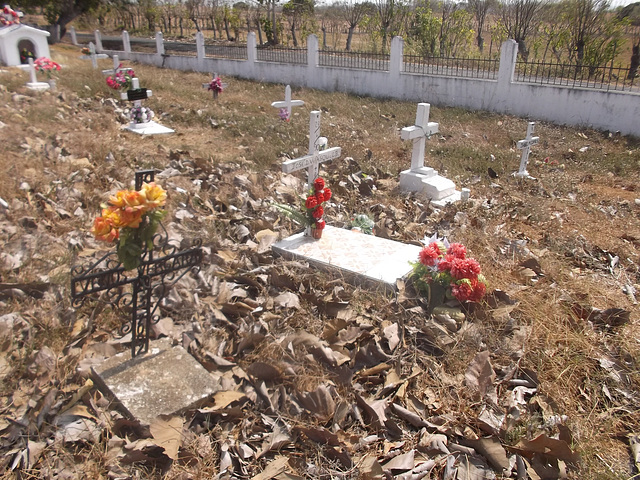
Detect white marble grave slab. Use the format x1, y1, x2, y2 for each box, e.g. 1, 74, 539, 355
272, 226, 422, 291
123, 121, 174, 135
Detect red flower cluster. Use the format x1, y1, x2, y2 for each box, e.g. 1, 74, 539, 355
1, 6, 20, 26
416, 240, 487, 303
307, 177, 332, 230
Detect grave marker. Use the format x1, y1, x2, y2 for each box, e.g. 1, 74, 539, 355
282, 110, 341, 186
271, 85, 304, 121
120, 77, 174, 135
398, 103, 461, 206
71, 170, 202, 357
101, 54, 130, 76
201, 73, 227, 99
25, 57, 49, 91
80, 41, 108, 69
514, 122, 539, 179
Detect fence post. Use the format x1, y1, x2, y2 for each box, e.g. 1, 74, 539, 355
390, 36, 403, 79
70, 26, 78, 46
307, 34, 319, 87
122, 30, 131, 57
156, 31, 165, 57
94, 30, 103, 52
247, 32, 257, 64
196, 31, 205, 60
498, 39, 518, 88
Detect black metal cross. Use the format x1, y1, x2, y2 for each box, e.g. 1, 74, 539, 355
70, 170, 203, 357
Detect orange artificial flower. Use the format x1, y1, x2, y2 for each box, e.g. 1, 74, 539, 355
91, 216, 119, 242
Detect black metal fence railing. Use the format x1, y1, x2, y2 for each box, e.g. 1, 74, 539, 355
320, 50, 390, 71
101, 38, 124, 51
403, 54, 499, 79
204, 44, 248, 60
163, 41, 197, 57
257, 46, 307, 64
515, 60, 639, 92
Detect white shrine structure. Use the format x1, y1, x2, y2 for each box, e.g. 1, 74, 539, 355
0, 5, 51, 67
398, 103, 461, 206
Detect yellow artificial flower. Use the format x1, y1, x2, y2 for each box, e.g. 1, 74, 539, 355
140, 182, 167, 209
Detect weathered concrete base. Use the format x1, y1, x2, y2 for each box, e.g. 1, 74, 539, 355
26, 81, 50, 92
272, 225, 421, 292
91, 338, 219, 425
399, 168, 461, 206
123, 121, 174, 135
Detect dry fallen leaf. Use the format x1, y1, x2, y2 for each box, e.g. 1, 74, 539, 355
150, 416, 184, 461
465, 350, 496, 398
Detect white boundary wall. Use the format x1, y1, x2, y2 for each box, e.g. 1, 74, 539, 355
96, 30, 640, 137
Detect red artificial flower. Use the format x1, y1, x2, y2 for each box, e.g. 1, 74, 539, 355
449, 257, 481, 280
451, 278, 486, 302
315, 192, 325, 203
447, 243, 467, 259
305, 196, 318, 209
314, 178, 325, 191
323, 187, 332, 201
437, 254, 455, 273
312, 205, 324, 219
419, 243, 441, 266
315, 219, 326, 230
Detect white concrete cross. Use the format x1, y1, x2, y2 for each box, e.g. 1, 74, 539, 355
80, 42, 108, 69
102, 54, 128, 76
271, 85, 304, 121
25, 57, 50, 92
401, 103, 439, 174
282, 110, 341, 185
515, 122, 539, 178
121, 77, 152, 108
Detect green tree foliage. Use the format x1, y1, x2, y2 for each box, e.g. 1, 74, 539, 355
283, 0, 314, 46
498, 0, 545, 60
409, 5, 440, 56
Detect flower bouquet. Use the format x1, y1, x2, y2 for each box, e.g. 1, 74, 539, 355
411, 236, 487, 309
275, 177, 332, 239
279, 108, 290, 122
130, 105, 154, 125
81, 47, 91, 56
349, 214, 375, 235
1, 5, 20, 26
208, 76, 224, 97
91, 182, 167, 270
20, 49, 35, 64
34, 57, 61, 79
106, 67, 135, 91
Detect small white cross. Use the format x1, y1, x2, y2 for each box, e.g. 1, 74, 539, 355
102, 55, 128, 76
121, 77, 152, 108
80, 42, 108, 69
25, 58, 50, 91
271, 85, 304, 120
282, 110, 341, 186
401, 103, 439, 174
515, 122, 539, 178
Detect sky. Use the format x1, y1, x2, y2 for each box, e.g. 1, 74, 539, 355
610, 0, 638, 7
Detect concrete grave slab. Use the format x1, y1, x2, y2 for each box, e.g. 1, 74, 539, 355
122, 121, 175, 135
272, 226, 421, 291
91, 338, 220, 425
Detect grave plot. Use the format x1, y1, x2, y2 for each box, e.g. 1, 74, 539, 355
120, 77, 174, 135
274, 110, 422, 291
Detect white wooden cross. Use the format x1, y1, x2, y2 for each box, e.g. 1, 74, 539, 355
282, 110, 341, 185
515, 122, 539, 178
80, 42, 108, 69
271, 85, 304, 121
401, 103, 439, 174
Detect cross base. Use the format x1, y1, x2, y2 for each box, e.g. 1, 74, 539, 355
513, 170, 536, 180
26, 82, 50, 92
91, 338, 220, 426
123, 121, 175, 135
398, 168, 461, 206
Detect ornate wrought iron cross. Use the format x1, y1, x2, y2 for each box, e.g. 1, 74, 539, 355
71, 170, 203, 357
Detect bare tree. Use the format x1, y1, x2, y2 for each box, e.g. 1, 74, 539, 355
375, 0, 407, 53
563, 0, 610, 63
467, 0, 494, 51
341, 0, 368, 51
498, 0, 545, 60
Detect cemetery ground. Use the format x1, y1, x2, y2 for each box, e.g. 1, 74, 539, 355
0, 43, 639, 479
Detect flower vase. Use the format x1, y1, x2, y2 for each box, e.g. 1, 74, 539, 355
48, 78, 56, 91
426, 283, 447, 313
311, 227, 323, 239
